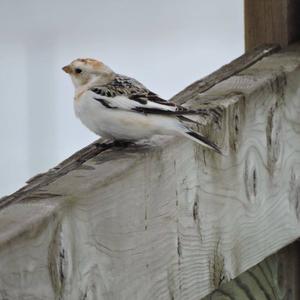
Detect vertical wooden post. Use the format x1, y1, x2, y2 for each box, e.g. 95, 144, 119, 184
244, 3, 300, 300
245, 0, 300, 51
277, 242, 300, 299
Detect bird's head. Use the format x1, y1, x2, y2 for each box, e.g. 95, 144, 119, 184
62, 58, 115, 88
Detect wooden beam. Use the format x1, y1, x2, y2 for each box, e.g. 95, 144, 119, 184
244, 0, 300, 50
202, 241, 300, 300
0, 44, 279, 210
172, 44, 279, 105
1, 43, 300, 299
0, 140, 115, 210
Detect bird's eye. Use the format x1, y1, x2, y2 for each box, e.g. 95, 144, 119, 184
75, 68, 82, 74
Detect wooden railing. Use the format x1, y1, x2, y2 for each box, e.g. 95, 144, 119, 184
1, 42, 300, 299
1, 1, 300, 298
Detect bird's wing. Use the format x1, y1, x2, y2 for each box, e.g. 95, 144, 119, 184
89, 74, 207, 116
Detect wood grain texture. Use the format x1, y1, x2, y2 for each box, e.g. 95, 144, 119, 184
1, 44, 300, 299
0, 140, 111, 210
202, 252, 282, 300
202, 241, 300, 300
276, 242, 300, 299
245, 0, 300, 50
0, 44, 278, 209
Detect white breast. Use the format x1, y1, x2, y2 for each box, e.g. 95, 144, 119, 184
73, 91, 178, 140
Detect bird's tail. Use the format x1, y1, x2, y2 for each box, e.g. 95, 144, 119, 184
180, 129, 222, 154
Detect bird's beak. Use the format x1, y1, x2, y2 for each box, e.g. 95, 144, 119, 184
62, 65, 72, 74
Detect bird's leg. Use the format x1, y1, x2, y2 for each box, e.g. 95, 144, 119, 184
96, 138, 114, 147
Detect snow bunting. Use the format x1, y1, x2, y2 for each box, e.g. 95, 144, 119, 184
62, 58, 221, 153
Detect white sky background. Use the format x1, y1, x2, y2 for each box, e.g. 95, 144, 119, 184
0, 0, 244, 197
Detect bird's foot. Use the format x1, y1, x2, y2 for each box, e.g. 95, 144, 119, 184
113, 140, 135, 148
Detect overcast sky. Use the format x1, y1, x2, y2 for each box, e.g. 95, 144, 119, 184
0, 0, 244, 196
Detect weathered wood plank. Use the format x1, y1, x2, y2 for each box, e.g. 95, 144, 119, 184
203, 255, 281, 300
0, 140, 111, 210
202, 241, 300, 300
276, 242, 300, 299
0, 44, 279, 209
245, 0, 300, 50
1, 44, 300, 299
172, 44, 279, 105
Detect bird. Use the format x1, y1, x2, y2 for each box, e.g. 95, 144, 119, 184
62, 58, 221, 153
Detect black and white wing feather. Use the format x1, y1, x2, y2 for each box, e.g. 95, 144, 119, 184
90, 74, 207, 116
